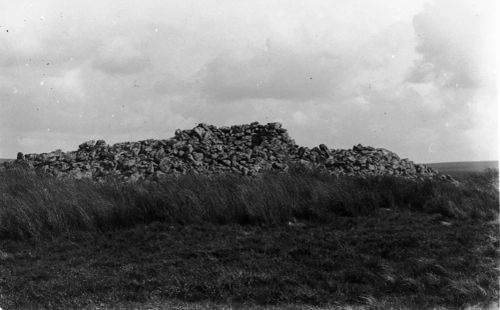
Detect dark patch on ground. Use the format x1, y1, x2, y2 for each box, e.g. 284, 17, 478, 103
1, 210, 498, 309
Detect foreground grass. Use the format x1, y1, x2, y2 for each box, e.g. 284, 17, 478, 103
1, 215, 498, 309
0, 167, 498, 239
0, 168, 498, 309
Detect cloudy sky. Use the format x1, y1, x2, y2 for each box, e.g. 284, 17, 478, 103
0, 0, 497, 163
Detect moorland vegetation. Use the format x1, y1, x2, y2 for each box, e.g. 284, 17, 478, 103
0, 166, 498, 309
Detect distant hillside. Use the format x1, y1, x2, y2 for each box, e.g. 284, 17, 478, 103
0, 158, 13, 164
425, 161, 498, 174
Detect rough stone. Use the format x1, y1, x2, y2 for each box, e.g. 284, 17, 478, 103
5, 122, 452, 182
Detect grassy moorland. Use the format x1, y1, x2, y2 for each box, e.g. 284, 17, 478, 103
425, 161, 498, 177
0, 167, 498, 309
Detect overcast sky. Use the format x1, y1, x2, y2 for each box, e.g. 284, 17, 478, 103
0, 0, 497, 163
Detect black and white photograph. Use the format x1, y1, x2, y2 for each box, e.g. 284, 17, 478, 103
0, 0, 498, 309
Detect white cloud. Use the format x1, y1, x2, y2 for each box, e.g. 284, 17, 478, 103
46, 67, 87, 99
0, 0, 496, 163
407, 0, 495, 89
403, 0, 497, 161
200, 47, 344, 102
292, 111, 309, 126
93, 36, 149, 75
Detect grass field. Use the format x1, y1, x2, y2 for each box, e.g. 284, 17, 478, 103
425, 161, 498, 176
0, 166, 498, 309
0, 159, 12, 165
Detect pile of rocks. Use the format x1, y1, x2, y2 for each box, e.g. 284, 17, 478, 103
5, 122, 451, 182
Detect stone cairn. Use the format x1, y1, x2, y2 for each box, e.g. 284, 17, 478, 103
4, 122, 452, 182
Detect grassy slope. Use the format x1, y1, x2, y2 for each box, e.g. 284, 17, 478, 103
0, 168, 498, 309
426, 161, 498, 175
0, 159, 12, 164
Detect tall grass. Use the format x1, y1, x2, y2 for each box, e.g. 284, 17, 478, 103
0, 167, 498, 239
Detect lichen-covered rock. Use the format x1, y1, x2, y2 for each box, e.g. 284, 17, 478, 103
5, 122, 453, 182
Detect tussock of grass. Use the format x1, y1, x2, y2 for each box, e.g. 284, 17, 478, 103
0, 168, 498, 309
0, 167, 498, 239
